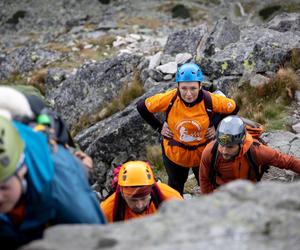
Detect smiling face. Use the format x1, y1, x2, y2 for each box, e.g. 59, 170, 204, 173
178, 82, 201, 103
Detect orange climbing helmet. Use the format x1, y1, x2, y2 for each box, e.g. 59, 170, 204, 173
117, 161, 155, 187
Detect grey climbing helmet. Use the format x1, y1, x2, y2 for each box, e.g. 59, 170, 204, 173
217, 116, 246, 146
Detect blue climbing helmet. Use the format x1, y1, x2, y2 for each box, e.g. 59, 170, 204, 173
175, 63, 204, 82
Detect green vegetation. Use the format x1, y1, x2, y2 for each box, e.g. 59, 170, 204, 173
258, 5, 281, 20
71, 71, 144, 136
290, 48, 300, 70
231, 68, 299, 130
146, 144, 167, 182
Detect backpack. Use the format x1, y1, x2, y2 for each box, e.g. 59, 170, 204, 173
208, 118, 270, 188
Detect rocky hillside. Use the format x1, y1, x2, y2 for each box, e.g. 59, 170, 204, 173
1, 0, 300, 194
1, 0, 300, 249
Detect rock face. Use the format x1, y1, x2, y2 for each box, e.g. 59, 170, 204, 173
75, 82, 174, 192
52, 53, 142, 128
22, 180, 300, 250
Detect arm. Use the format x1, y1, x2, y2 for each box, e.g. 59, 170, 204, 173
137, 99, 163, 133
254, 144, 300, 174
51, 146, 106, 224
212, 95, 239, 115
199, 145, 216, 194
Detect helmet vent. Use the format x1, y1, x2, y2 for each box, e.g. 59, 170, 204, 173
0, 156, 10, 167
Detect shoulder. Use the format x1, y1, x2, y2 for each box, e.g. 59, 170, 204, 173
100, 192, 116, 211
203, 140, 216, 155
157, 183, 183, 200
146, 88, 177, 102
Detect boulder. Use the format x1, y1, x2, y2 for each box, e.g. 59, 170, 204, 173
23, 180, 300, 250
51, 53, 142, 129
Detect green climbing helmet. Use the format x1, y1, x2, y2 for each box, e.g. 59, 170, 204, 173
0, 117, 25, 182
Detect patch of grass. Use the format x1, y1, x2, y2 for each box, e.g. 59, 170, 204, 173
71, 71, 145, 136
85, 35, 116, 47
117, 17, 162, 29
27, 68, 48, 95
231, 67, 299, 131
46, 42, 71, 53
146, 144, 167, 183
0, 71, 27, 85
290, 48, 300, 70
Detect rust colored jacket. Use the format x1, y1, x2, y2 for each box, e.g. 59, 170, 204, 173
143, 89, 237, 167
200, 133, 300, 194
100, 183, 183, 223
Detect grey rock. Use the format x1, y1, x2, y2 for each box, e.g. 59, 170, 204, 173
292, 123, 300, 134
164, 24, 208, 56
202, 17, 240, 57
295, 91, 300, 103
156, 62, 177, 75
199, 24, 300, 80
0, 46, 61, 80
44, 68, 67, 100
148, 69, 164, 82
250, 74, 269, 87
160, 54, 175, 65
266, 12, 300, 35
213, 76, 241, 95
51, 53, 142, 129
148, 51, 163, 69
23, 180, 300, 250
175, 53, 193, 65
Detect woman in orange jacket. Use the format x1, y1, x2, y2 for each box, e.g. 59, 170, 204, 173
200, 115, 300, 194
100, 161, 182, 223
137, 63, 239, 195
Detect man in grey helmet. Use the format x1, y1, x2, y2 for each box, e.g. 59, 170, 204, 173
199, 115, 300, 194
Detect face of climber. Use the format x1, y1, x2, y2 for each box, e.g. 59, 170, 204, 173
218, 144, 240, 160
0, 167, 27, 213
178, 82, 201, 103
123, 193, 151, 214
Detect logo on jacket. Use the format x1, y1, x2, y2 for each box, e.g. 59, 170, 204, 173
176, 120, 203, 142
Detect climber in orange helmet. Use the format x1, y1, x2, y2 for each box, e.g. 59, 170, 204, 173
100, 161, 183, 222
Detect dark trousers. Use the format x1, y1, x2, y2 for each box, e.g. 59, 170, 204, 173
162, 154, 199, 196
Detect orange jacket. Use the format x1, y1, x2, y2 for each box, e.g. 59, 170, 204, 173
145, 88, 237, 167
100, 183, 183, 223
200, 133, 300, 194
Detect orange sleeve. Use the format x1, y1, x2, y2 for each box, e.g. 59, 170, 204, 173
199, 142, 216, 194
157, 183, 183, 200
100, 193, 116, 223
145, 89, 177, 113
211, 94, 237, 114
253, 144, 300, 174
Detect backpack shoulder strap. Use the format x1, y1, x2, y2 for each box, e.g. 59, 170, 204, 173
246, 143, 269, 181
208, 141, 220, 188
165, 91, 178, 122
113, 186, 126, 222
202, 90, 213, 127
151, 183, 165, 208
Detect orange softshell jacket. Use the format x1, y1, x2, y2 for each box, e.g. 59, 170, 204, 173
145, 89, 237, 167
100, 183, 183, 223
200, 133, 300, 194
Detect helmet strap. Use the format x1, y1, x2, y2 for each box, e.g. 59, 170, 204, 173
15, 172, 27, 194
